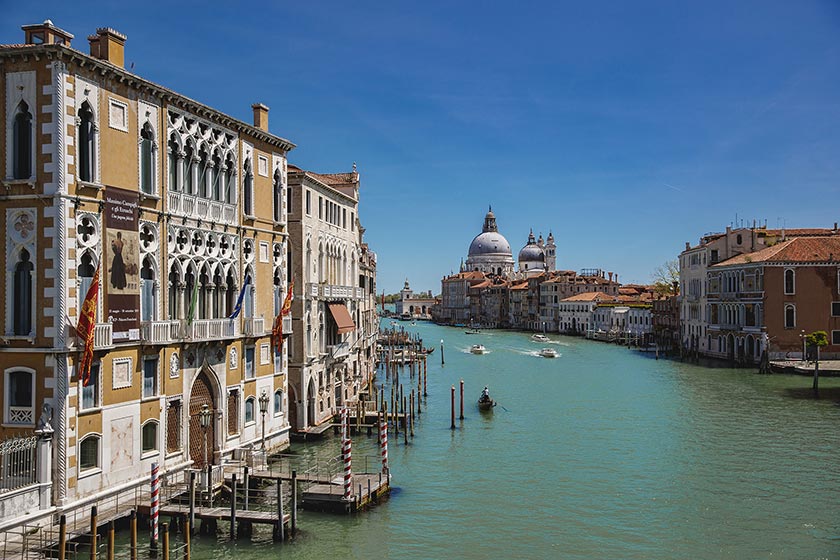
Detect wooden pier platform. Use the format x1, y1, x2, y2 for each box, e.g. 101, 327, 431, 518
301, 472, 391, 513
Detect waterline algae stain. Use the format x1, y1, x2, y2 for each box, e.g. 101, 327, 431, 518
154, 320, 840, 559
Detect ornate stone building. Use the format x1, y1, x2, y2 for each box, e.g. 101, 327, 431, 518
0, 21, 294, 525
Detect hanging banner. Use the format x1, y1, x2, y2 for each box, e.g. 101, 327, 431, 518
104, 186, 141, 341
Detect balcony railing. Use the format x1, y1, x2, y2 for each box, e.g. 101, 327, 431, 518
327, 341, 350, 360
305, 284, 362, 300
78, 323, 113, 349
282, 315, 293, 334
243, 317, 265, 337
185, 319, 239, 341
140, 320, 181, 344
167, 191, 237, 225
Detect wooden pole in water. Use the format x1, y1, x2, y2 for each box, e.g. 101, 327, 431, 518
188, 471, 196, 534
403, 396, 408, 444
450, 385, 455, 429
276, 479, 285, 541
424, 362, 427, 397
230, 473, 237, 540
58, 514, 67, 560
459, 379, 464, 420
410, 391, 415, 438
129, 510, 137, 560
107, 521, 114, 560
162, 523, 169, 560
291, 470, 298, 536
184, 520, 190, 560
441, 340, 445, 365
89, 505, 97, 560
243, 466, 249, 511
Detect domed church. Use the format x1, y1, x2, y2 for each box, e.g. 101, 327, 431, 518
464, 207, 515, 276
518, 230, 546, 275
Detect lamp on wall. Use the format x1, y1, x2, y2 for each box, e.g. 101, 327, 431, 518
259, 389, 269, 451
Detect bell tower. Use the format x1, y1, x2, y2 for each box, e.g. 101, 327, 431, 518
546, 231, 556, 271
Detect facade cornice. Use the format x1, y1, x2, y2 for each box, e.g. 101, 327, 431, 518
288, 171, 358, 205
0, 44, 296, 152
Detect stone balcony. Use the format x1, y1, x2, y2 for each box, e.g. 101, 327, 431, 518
168, 191, 236, 225
305, 283, 363, 300
140, 320, 181, 344
243, 317, 266, 337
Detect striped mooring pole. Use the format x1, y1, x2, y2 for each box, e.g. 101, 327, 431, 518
379, 412, 389, 474
150, 461, 160, 552
341, 408, 353, 501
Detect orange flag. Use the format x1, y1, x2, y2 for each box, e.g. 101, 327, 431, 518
272, 281, 294, 354
76, 265, 100, 387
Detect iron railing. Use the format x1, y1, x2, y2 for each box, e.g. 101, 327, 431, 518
0, 435, 37, 493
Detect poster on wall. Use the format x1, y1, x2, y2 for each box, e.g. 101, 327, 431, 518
104, 187, 141, 342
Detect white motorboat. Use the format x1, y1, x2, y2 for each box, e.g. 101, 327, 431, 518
531, 334, 549, 343
539, 348, 558, 358
470, 344, 487, 355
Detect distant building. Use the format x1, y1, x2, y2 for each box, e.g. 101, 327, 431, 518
394, 279, 436, 319
464, 208, 514, 276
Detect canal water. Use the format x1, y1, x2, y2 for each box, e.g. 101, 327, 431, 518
172, 320, 839, 559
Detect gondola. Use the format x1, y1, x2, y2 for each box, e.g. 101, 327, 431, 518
478, 394, 496, 410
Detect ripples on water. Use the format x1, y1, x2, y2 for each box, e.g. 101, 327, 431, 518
158, 321, 840, 559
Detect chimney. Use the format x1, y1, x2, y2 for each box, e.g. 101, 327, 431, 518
608, 272, 613, 282
88, 27, 126, 67
685, 242, 690, 251
252, 103, 269, 132
22, 20, 74, 46
615, 274, 619, 284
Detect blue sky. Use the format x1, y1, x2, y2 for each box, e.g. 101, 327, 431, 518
5, 1, 840, 294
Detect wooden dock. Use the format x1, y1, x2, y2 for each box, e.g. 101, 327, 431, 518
301, 472, 391, 513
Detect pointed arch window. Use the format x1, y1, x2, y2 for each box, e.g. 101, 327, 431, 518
13, 249, 34, 336
273, 169, 283, 223
78, 101, 96, 183
13, 101, 33, 179
168, 134, 179, 191
212, 268, 223, 319
184, 144, 195, 195
198, 146, 210, 199
225, 154, 236, 205
168, 264, 181, 320
140, 122, 155, 195
243, 158, 253, 217
211, 152, 222, 201
78, 251, 97, 317
225, 269, 237, 318
141, 256, 157, 322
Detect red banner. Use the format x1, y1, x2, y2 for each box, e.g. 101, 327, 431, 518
76, 265, 100, 386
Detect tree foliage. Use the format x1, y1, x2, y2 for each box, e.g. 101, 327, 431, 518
651, 259, 679, 296
806, 331, 829, 348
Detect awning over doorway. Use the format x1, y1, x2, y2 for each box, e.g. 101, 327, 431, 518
328, 303, 356, 334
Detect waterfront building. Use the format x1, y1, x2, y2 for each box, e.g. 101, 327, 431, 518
652, 292, 680, 353
706, 236, 840, 362
507, 281, 529, 329
436, 271, 485, 325
679, 224, 839, 358
476, 278, 510, 328
539, 270, 621, 332
0, 21, 294, 525
286, 164, 375, 432
464, 207, 514, 276
394, 278, 436, 320
556, 291, 613, 335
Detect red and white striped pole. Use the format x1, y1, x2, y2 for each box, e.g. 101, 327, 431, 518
379, 411, 389, 475
150, 461, 160, 551
341, 408, 352, 500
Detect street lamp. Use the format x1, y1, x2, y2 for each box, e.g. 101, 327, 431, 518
198, 404, 212, 468
259, 389, 269, 451
800, 330, 806, 363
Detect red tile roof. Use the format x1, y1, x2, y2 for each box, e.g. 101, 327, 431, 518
714, 236, 840, 266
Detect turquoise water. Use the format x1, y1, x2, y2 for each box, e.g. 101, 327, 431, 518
162, 321, 840, 559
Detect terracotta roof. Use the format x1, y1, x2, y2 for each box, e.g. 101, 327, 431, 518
510, 282, 529, 291
472, 280, 492, 289
714, 237, 840, 266
560, 292, 613, 302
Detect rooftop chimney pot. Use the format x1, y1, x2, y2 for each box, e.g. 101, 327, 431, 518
252, 103, 269, 132
88, 27, 126, 68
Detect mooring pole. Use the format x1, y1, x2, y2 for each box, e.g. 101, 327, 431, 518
58, 514, 67, 560
441, 339, 445, 365
188, 471, 196, 535
89, 505, 98, 560
129, 510, 137, 560
107, 521, 114, 560
184, 520, 190, 560
161, 523, 169, 560
243, 466, 250, 511
230, 473, 237, 540
277, 479, 285, 541
450, 385, 456, 429
459, 379, 464, 420
150, 462, 159, 556
291, 470, 298, 536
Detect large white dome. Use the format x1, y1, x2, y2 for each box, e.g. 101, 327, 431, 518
469, 231, 512, 257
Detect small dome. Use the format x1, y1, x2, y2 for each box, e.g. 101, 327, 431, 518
518, 230, 546, 269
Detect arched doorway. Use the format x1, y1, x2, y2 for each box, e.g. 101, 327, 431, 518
746, 336, 755, 362
189, 370, 217, 469
307, 378, 316, 427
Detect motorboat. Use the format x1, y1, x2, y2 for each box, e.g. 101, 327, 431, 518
531, 333, 549, 343
539, 348, 558, 358
465, 328, 481, 335
470, 344, 487, 355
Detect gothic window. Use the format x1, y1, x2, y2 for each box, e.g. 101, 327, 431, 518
168, 264, 181, 320
140, 122, 155, 194
245, 346, 255, 379
78, 100, 96, 183
13, 249, 34, 336
168, 134, 179, 191
184, 143, 195, 195
5, 369, 34, 425
228, 389, 240, 435
243, 269, 254, 319
274, 268, 282, 316
225, 269, 236, 318
212, 151, 222, 201
13, 101, 33, 179
141, 256, 156, 322
225, 154, 235, 204
79, 434, 101, 471
166, 399, 182, 453
198, 146, 210, 199
274, 390, 283, 416
784, 269, 795, 295
273, 169, 283, 223
198, 264, 210, 320
78, 251, 96, 311
243, 158, 253, 217
212, 268, 223, 318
